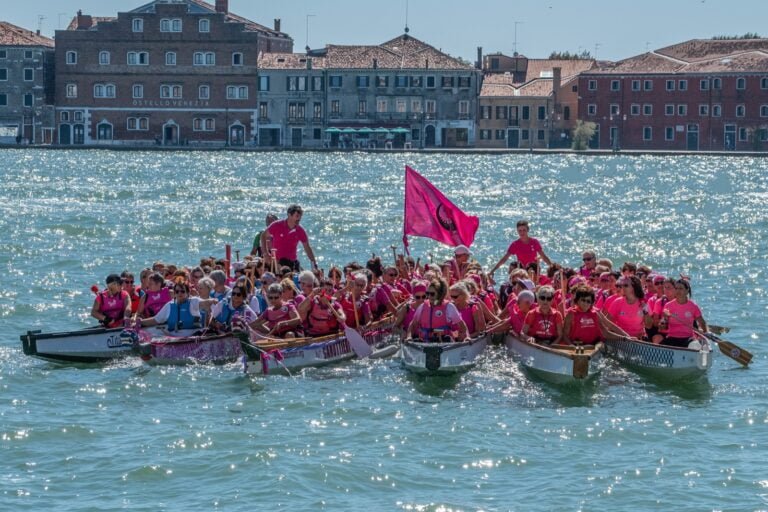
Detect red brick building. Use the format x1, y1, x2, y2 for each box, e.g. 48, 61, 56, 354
578, 39, 768, 151
54, 0, 292, 146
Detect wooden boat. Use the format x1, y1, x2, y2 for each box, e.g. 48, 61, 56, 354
603, 336, 713, 381
400, 334, 489, 376
20, 325, 168, 364
134, 329, 243, 365
238, 319, 399, 375
505, 335, 604, 384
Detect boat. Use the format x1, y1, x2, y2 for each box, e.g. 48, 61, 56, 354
505, 335, 604, 384
603, 336, 713, 381
19, 325, 165, 364
238, 319, 399, 375
400, 334, 489, 376
133, 329, 244, 365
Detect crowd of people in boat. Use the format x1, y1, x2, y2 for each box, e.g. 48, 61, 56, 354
91, 209, 708, 348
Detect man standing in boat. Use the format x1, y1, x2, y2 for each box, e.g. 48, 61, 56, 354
261, 204, 318, 272
489, 220, 552, 277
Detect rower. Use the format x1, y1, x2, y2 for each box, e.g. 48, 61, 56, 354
91, 274, 132, 328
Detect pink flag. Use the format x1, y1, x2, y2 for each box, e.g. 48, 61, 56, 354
403, 165, 479, 250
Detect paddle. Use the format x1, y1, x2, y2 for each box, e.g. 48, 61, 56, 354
326, 294, 371, 358
697, 329, 752, 367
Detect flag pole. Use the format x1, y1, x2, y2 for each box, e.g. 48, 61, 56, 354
402, 165, 411, 255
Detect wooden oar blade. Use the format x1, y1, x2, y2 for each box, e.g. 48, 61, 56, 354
345, 326, 372, 358
716, 339, 753, 366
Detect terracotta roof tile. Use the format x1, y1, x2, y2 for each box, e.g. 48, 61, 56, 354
656, 38, 768, 62
258, 52, 326, 69
0, 21, 54, 47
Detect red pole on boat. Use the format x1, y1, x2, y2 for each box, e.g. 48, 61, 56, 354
225, 244, 232, 278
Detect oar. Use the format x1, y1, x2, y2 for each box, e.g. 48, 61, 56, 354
327, 295, 371, 358
697, 329, 752, 367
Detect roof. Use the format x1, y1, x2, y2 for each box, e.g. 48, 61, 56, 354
128, 0, 290, 38
258, 52, 326, 69
319, 34, 475, 70
587, 38, 768, 74
0, 21, 54, 47
480, 58, 595, 98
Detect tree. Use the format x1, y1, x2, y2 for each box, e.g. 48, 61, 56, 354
712, 33, 761, 40
548, 50, 593, 60
572, 120, 597, 150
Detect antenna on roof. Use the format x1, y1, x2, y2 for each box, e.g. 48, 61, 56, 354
404, 0, 410, 34
513, 21, 524, 54
305, 14, 316, 51
594, 42, 601, 59
58, 13, 67, 29
37, 15, 46, 34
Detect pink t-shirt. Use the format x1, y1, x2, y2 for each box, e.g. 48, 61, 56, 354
506, 237, 542, 267
606, 298, 646, 338
663, 300, 702, 338
267, 220, 308, 261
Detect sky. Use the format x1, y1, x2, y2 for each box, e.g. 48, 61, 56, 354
4, 0, 768, 62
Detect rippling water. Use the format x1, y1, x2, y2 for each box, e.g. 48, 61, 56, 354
1, 149, 767, 511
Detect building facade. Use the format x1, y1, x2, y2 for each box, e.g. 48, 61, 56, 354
54, 0, 292, 146
0, 22, 55, 144
255, 34, 480, 148
478, 52, 595, 149
578, 39, 768, 151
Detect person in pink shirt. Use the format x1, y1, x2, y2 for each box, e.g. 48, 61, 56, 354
653, 279, 708, 347
489, 220, 552, 277
261, 204, 318, 272
603, 276, 650, 340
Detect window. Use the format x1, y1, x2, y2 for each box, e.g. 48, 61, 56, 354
160, 18, 182, 32
665, 104, 674, 116
160, 85, 182, 99
165, 52, 176, 66
193, 52, 215, 66
666, 79, 675, 91
410, 76, 423, 87
23, 68, 33, 81
521, 129, 529, 140
736, 77, 746, 90
643, 104, 652, 116
60, 112, 69, 122
1, 93, 9, 106
700, 79, 709, 91
610, 104, 619, 115
480, 106, 491, 119
227, 85, 248, 99
395, 75, 408, 87
232, 52, 243, 66
411, 99, 422, 113
396, 99, 407, 113
537, 130, 545, 141
376, 76, 389, 88
66, 83, 77, 98
312, 76, 323, 91
426, 76, 436, 88
458, 76, 471, 88
643, 126, 652, 141
665, 127, 674, 141
761, 105, 768, 117
259, 102, 268, 119
699, 104, 709, 116
736, 104, 745, 117
66, 51, 77, 65
679, 80, 688, 91
411, 128, 420, 141
588, 80, 597, 91
132, 18, 143, 32
358, 100, 367, 114
24, 50, 34, 59
199, 19, 210, 33
314, 128, 322, 140
713, 77, 722, 90
330, 100, 340, 114
537, 105, 546, 120
495, 106, 506, 119
677, 104, 687, 115
495, 129, 505, 140
587, 104, 596, 116
441, 76, 455, 88
287, 76, 307, 91
630, 104, 640, 116
0, 68, 6, 81
99, 51, 110, 65
425, 100, 436, 114
127, 117, 149, 131
313, 102, 322, 120
458, 100, 469, 116
24, 93, 33, 107
630, 80, 640, 91
762, 77, 768, 90
377, 98, 388, 112
93, 83, 115, 98
563, 106, 570, 120
0, 50, 7, 59
739, 127, 748, 141
127, 52, 149, 65
712, 104, 722, 117
132, 84, 143, 99
193, 118, 215, 132
73, 111, 83, 122
258, 76, 270, 91
329, 75, 342, 88
610, 80, 620, 91
644, 80, 653, 91
522, 106, 530, 120
198, 85, 210, 100
356, 76, 370, 88
479, 130, 490, 140
287, 102, 305, 119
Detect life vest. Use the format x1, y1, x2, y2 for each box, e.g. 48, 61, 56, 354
260, 304, 299, 336
99, 290, 128, 327
144, 288, 171, 317
456, 303, 477, 334
340, 294, 367, 328
214, 299, 247, 329
526, 309, 561, 340
166, 300, 199, 332
417, 302, 453, 341
306, 299, 340, 336
402, 301, 419, 331
567, 306, 602, 344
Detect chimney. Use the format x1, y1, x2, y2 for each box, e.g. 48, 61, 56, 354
76, 10, 93, 30
552, 67, 562, 93
36, 29, 41, 36
274, 18, 281, 33
476, 47, 483, 70
373, 58, 378, 69
215, 0, 228, 14
306, 57, 312, 70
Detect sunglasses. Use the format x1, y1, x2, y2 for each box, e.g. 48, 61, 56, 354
450, 295, 460, 299
425, 292, 437, 297
538, 295, 553, 301
578, 298, 593, 303
582, 257, 594, 261
231, 292, 244, 297
174, 289, 187, 294
413, 294, 426, 300
387, 273, 398, 277
122, 280, 134, 284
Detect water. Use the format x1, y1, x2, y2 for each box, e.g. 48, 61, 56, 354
1, 149, 767, 511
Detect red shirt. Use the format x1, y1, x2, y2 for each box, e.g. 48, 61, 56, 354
524, 308, 563, 339
267, 219, 308, 261
506, 237, 543, 267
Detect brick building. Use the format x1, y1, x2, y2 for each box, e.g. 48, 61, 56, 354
54, 0, 292, 146
578, 39, 768, 151
0, 22, 55, 144
478, 52, 595, 148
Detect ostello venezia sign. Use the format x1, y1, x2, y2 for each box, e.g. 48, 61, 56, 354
132, 100, 211, 107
